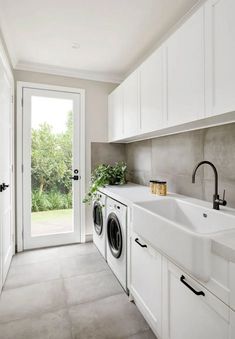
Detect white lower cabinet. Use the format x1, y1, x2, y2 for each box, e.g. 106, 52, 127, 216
164, 261, 231, 339
130, 232, 234, 339
130, 233, 162, 337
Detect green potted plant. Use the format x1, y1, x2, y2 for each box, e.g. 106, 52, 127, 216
83, 162, 127, 204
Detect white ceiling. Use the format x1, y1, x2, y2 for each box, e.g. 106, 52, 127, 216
0, 0, 200, 82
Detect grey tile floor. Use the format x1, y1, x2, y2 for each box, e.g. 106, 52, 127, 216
0, 242, 156, 339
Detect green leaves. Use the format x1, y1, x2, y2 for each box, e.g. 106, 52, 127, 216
31, 111, 73, 212
31, 112, 73, 196
32, 191, 72, 212
83, 162, 127, 204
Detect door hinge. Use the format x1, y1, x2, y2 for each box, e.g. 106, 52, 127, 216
21, 97, 23, 107
21, 164, 24, 173
11, 95, 14, 104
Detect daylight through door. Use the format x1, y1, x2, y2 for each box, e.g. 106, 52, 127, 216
22, 88, 81, 249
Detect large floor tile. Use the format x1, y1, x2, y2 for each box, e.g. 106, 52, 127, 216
60, 252, 108, 278
58, 242, 98, 259
68, 294, 149, 339
0, 279, 66, 323
0, 309, 72, 339
64, 270, 123, 306
126, 329, 157, 339
4, 260, 61, 290
11, 247, 59, 267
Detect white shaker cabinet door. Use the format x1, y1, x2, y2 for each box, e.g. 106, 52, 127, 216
123, 71, 139, 138
164, 261, 230, 339
108, 85, 123, 141
165, 7, 205, 126
130, 234, 162, 337
205, 0, 235, 116
139, 47, 164, 133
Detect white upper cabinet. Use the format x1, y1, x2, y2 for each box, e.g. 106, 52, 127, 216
205, 0, 235, 116
108, 85, 123, 141
165, 7, 205, 126
108, 0, 235, 142
123, 70, 139, 138
139, 47, 164, 133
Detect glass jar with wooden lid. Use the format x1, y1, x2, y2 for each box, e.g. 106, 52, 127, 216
149, 180, 167, 196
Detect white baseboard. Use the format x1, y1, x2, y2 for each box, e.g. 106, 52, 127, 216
85, 234, 93, 242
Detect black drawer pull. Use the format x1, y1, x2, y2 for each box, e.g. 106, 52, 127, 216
135, 238, 147, 248
180, 275, 205, 296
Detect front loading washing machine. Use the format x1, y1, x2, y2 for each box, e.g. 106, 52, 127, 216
92, 192, 106, 259
106, 196, 127, 293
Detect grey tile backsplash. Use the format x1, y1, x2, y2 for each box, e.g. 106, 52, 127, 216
91, 142, 126, 170
91, 123, 235, 208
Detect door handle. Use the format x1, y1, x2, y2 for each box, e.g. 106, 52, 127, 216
0, 183, 9, 192
70, 175, 80, 181
180, 275, 205, 296
135, 238, 147, 248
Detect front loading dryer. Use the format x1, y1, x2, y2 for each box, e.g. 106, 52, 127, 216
106, 197, 127, 293
92, 192, 106, 259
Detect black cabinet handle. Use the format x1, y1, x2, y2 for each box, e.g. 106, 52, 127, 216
135, 238, 147, 248
180, 275, 205, 296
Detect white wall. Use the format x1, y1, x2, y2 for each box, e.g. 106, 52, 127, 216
0, 28, 13, 71
14, 69, 117, 236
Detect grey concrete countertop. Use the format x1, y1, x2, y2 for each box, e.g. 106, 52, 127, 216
100, 182, 235, 263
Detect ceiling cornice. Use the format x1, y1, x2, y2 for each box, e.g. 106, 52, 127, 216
14, 61, 124, 84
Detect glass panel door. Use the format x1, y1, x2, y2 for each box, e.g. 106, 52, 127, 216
23, 88, 81, 249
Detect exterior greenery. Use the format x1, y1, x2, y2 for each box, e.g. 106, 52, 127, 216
83, 162, 127, 204
31, 112, 73, 212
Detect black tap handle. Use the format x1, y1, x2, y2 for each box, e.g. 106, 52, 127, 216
223, 189, 225, 200
221, 189, 227, 206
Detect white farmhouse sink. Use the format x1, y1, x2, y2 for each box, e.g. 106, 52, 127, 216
133, 197, 235, 281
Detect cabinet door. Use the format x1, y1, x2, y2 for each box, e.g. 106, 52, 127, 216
108, 86, 123, 141
123, 71, 139, 138
131, 234, 162, 336
165, 262, 230, 339
166, 7, 205, 126
140, 48, 164, 133
205, 0, 235, 116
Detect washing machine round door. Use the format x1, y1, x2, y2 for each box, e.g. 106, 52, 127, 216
107, 213, 122, 258
93, 201, 103, 236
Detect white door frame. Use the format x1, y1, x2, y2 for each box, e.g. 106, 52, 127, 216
0, 39, 15, 290
16, 82, 86, 252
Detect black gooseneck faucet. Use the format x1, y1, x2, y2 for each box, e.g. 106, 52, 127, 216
192, 160, 227, 210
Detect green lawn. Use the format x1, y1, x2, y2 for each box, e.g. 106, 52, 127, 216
31, 208, 72, 221
31, 209, 73, 236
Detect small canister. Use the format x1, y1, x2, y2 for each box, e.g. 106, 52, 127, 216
150, 180, 167, 195
149, 180, 156, 194
155, 180, 167, 196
